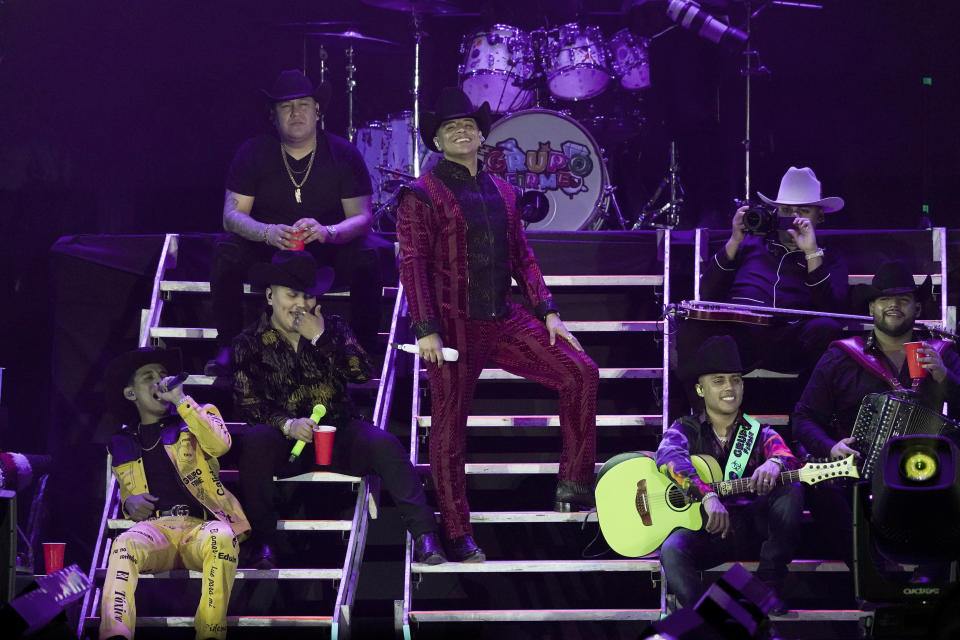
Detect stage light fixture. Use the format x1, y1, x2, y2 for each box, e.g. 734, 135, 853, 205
853, 435, 960, 638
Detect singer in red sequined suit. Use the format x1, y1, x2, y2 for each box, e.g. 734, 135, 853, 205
396, 88, 598, 562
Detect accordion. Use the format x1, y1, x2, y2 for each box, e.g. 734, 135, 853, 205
851, 392, 959, 479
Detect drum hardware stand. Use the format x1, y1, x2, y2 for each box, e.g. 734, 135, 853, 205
601, 184, 627, 230
632, 140, 683, 229
317, 46, 328, 130
411, 10, 425, 177
345, 45, 357, 143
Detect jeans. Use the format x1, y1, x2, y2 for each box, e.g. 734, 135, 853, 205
659, 482, 803, 608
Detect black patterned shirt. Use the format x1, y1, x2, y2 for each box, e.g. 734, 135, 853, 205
231, 312, 372, 431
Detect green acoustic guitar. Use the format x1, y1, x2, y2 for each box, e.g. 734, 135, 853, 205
595, 451, 860, 558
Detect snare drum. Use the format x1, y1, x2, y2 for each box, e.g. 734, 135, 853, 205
459, 24, 535, 113
544, 24, 610, 100
355, 121, 389, 204
481, 109, 608, 231
608, 28, 651, 90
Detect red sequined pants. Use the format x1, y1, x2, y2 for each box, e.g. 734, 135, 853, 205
425, 305, 598, 539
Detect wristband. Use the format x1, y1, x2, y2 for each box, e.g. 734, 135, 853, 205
702, 491, 719, 504
281, 419, 293, 438
804, 248, 824, 261
768, 457, 785, 470
310, 331, 324, 346
325, 225, 338, 243
176, 395, 191, 409
262, 223, 272, 244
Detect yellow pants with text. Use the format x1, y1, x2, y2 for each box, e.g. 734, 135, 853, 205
99, 516, 239, 640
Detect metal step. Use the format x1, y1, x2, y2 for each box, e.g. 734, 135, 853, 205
216, 469, 362, 483
150, 321, 659, 340
449, 511, 598, 524
537, 275, 664, 287
108, 518, 352, 531
159, 280, 399, 297
187, 374, 381, 391
85, 615, 332, 628
414, 462, 603, 475
420, 367, 662, 380
711, 560, 850, 573
93, 567, 341, 580
417, 415, 659, 428
409, 608, 662, 623
413, 559, 658, 573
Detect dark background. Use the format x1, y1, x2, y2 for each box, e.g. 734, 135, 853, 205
0, 0, 958, 577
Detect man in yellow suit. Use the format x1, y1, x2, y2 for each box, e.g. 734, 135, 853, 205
100, 347, 249, 640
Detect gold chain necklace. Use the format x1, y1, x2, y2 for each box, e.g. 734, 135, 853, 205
280, 144, 317, 204
138, 424, 163, 451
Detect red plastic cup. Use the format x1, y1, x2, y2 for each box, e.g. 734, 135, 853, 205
904, 342, 926, 379
313, 425, 336, 465
43, 542, 66, 574
289, 230, 306, 251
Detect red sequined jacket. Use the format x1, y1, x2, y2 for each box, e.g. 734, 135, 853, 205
397, 160, 558, 339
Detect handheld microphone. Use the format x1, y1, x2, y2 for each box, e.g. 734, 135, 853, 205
389, 343, 460, 362
165, 371, 189, 391
289, 404, 327, 462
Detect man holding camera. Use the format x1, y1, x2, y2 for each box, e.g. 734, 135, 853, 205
673, 167, 848, 418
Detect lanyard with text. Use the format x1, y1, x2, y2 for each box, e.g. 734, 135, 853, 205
723, 414, 761, 480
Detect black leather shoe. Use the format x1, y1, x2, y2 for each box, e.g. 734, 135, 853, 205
446, 535, 486, 563
248, 542, 278, 570
554, 479, 595, 512
413, 532, 447, 565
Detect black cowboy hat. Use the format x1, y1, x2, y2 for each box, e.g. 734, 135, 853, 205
691, 335, 744, 380
104, 347, 183, 416
420, 87, 491, 153
249, 250, 335, 297
852, 260, 932, 312
261, 69, 332, 113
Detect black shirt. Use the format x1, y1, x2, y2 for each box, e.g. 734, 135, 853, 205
226, 132, 372, 226
137, 419, 203, 514
432, 159, 511, 320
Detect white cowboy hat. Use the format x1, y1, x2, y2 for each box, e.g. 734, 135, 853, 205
757, 166, 844, 212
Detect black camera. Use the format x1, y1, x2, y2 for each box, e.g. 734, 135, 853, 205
742, 204, 794, 236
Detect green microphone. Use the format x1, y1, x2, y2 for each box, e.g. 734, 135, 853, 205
288, 404, 327, 462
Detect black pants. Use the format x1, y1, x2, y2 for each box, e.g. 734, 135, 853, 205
210, 232, 393, 350
237, 419, 437, 542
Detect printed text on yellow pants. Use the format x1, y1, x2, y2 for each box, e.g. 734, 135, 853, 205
99, 516, 239, 640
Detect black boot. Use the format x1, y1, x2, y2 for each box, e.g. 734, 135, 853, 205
413, 532, 447, 565
446, 535, 486, 563
554, 479, 595, 512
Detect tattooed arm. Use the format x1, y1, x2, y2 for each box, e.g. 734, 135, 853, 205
222, 189, 296, 249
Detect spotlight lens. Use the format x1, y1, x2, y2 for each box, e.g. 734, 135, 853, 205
901, 449, 938, 482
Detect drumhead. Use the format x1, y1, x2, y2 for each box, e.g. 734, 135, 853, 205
481, 109, 608, 231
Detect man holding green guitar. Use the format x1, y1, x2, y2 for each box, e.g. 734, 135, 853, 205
655, 336, 803, 612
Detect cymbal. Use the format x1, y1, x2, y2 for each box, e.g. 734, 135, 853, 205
361, 0, 466, 15
276, 21, 356, 29
306, 30, 402, 51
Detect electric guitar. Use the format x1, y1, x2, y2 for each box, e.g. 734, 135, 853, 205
594, 451, 859, 558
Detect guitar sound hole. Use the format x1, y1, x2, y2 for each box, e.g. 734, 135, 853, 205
667, 487, 687, 509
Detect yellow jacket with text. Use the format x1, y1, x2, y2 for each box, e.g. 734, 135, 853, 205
108, 396, 250, 540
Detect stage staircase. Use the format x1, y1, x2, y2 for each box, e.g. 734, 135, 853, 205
77, 233, 405, 639
394, 230, 674, 638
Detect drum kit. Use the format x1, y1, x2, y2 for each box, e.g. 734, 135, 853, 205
307, 0, 655, 231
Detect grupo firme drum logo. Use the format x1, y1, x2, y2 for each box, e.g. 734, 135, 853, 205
484, 139, 593, 199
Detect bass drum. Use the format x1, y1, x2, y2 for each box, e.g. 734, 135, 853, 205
482, 109, 608, 231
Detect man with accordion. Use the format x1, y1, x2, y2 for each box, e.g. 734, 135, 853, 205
793, 260, 960, 564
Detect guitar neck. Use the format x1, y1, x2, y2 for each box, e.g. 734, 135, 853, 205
709, 468, 799, 497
